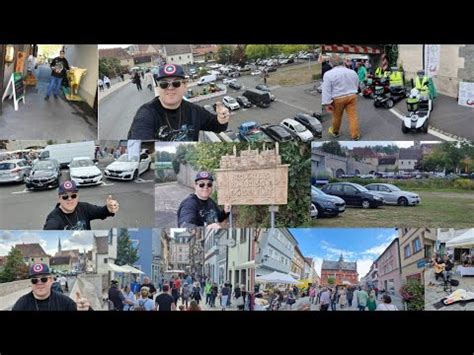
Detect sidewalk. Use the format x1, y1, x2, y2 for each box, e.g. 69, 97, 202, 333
98, 75, 133, 102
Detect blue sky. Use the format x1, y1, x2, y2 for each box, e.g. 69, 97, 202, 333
127, 229, 153, 277
289, 228, 397, 279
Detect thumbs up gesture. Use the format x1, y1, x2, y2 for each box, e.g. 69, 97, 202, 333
215, 101, 230, 124
76, 291, 90, 311
106, 195, 119, 214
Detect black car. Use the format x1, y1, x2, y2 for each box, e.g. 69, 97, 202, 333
236, 96, 252, 108
256, 84, 270, 92
265, 66, 277, 72
321, 182, 384, 209
311, 186, 346, 218
243, 89, 272, 108
294, 113, 322, 138
228, 81, 242, 90
260, 123, 295, 142
25, 159, 60, 190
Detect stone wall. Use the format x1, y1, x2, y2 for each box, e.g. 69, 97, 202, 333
0, 279, 30, 297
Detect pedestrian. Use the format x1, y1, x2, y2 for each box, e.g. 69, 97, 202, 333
43, 181, 119, 230
316, 286, 322, 304
192, 282, 202, 305
155, 285, 176, 311
309, 286, 316, 304
367, 289, 377, 311
177, 171, 231, 228
127, 64, 230, 140
12, 263, 90, 311
346, 287, 354, 308
134, 287, 155, 311
122, 285, 136, 311
339, 288, 347, 309
144, 69, 154, 91
133, 71, 142, 91
319, 288, 331, 311
287, 290, 296, 310
98, 78, 104, 91
59, 275, 67, 292
330, 288, 337, 311
181, 282, 191, 309
141, 71, 144, 79
270, 290, 284, 311
356, 287, 369, 311
205, 279, 212, 305
357, 62, 367, 92
108, 280, 125, 311
120, 73, 124, 82
187, 300, 201, 311
233, 285, 245, 311
103, 75, 111, 89
139, 276, 157, 300
45, 50, 70, 100
171, 282, 180, 306
220, 283, 230, 311
321, 54, 361, 140
376, 294, 399, 311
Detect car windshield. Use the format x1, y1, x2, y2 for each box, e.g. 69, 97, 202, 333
307, 116, 319, 126
386, 184, 401, 191
70, 159, 94, 168
227, 98, 237, 104
0, 163, 15, 170
311, 186, 324, 196
34, 161, 56, 170
117, 154, 139, 162
352, 183, 369, 192
293, 123, 306, 133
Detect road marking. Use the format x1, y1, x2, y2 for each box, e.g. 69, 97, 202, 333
274, 98, 313, 113
12, 189, 31, 195
389, 108, 461, 142
100, 182, 115, 187
135, 178, 154, 183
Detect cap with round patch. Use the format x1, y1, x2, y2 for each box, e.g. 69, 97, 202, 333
28, 263, 51, 278
156, 64, 186, 81
195, 171, 214, 182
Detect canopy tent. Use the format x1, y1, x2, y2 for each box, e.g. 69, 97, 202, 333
164, 270, 186, 274
342, 280, 352, 286
121, 264, 145, 274
255, 271, 300, 285
446, 229, 474, 248
322, 44, 382, 55
106, 263, 129, 273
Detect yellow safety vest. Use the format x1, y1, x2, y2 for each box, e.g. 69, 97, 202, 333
415, 76, 429, 95
389, 71, 403, 87
375, 67, 383, 78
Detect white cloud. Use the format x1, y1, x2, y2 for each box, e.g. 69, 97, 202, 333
0, 231, 15, 242
357, 258, 375, 279
69, 231, 94, 245
319, 241, 356, 260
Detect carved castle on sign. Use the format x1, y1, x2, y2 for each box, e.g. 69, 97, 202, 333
219, 144, 282, 170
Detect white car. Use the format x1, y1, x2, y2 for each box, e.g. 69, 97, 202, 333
104, 152, 152, 181
251, 70, 262, 76
69, 157, 102, 186
222, 96, 240, 111
223, 78, 237, 85
280, 118, 314, 142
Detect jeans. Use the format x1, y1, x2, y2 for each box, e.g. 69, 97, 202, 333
358, 305, 366, 311
46, 76, 63, 97
221, 295, 228, 310
443, 270, 453, 282
331, 301, 337, 311
206, 293, 211, 305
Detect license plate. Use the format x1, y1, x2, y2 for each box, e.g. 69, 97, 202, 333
84, 180, 92, 183
37, 183, 43, 186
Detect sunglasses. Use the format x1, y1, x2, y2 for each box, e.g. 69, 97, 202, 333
197, 182, 213, 188
61, 193, 78, 200
31, 277, 50, 285
158, 80, 184, 89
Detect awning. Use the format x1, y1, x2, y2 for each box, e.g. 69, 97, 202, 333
289, 271, 301, 279
106, 263, 129, 273
121, 265, 145, 274
235, 260, 256, 270
322, 44, 382, 55
255, 271, 300, 285
446, 229, 474, 248
164, 270, 186, 274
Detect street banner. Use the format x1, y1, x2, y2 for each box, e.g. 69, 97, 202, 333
424, 45, 441, 78
1, 72, 25, 111
458, 81, 474, 108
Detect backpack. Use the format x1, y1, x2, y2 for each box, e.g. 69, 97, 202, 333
450, 279, 459, 286
134, 299, 149, 311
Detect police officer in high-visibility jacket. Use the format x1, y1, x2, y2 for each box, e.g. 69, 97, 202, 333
415, 70, 430, 98
374, 66, 384, 78
389, 67, 404, 87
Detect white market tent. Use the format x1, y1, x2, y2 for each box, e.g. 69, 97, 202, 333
255, 271, 300, 285
121, 265, 145, 274
164, 270, 186, 274
106, 263, 129, 273
446, 229, 474, 248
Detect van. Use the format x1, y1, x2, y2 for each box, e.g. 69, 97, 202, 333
39, 141, 95, 168
197, 74, 217, 86
242, 89, 272, 108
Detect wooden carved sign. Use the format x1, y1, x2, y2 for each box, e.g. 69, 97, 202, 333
215, 144, 289, 205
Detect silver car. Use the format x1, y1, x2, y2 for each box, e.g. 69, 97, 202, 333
365, 183, 420, 206
0, 159, 32, 183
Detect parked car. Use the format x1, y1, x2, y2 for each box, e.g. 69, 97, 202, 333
265, 66, 277, 72
223, 78, 237, 85
25, 159, 60, 190
321, 182, 384, 209
236, 96, 252, 108
69, 157, 103, 186
256, 84, 270, 91
280, 118, 314, 142
222, 96, 240, 110
243, 89, 272, 108
260, 123, 295, 142
227, 71, 240, 78
294, 113, 322, 138
104, 152, 152, 181
238, 121, 273, 143
251, 70, 262, 76
365, 183, 420, 206
228, 81, 242, 90
311, 186, 346, 218
0, 159, 32, 184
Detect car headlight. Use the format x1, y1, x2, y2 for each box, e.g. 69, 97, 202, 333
322, 201, 335, 208
123, 169, 135, 172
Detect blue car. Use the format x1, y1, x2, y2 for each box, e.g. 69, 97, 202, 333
311, 185, 346, 218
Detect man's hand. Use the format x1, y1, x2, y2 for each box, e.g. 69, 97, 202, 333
76, 291, 90, 311
207, 223, 222, 230
324, 104, 335, 113
106, 195, 119, 214
224, 204, 232, 214
215, 102, 230, 124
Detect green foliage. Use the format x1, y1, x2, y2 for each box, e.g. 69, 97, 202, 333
115, 229, 139, 266
99, 57, 121, 78
0, 247, 28, 283
217, 45, 234, 64
327, 277, 336, 286
320, 141, 346, 157
453, 178, 474, 190
384, 45, 399, 68
420, 141, 474, 173
399, 279, 424, 311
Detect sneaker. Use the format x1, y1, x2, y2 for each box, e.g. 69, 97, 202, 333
328, 127, 339, 138
44, 96, 49, 100
352, 135, 361, 141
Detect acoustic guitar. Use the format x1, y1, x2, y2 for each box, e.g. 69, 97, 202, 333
433, 263, 445, 274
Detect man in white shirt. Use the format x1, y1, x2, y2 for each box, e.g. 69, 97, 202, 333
321, 54, 361, 140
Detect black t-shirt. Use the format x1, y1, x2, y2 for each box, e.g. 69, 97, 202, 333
108, 286, 124, 310
43, 202, 115, 230
139, 283, 157, 299
177, 194, 229, 227
50, 57, 70, 78
127, 98, 228, 141
155, 293, 175, 311
12, 291, 77, 311
444, 259, 454, 271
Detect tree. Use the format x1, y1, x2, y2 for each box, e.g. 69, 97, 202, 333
327, 277, 336, 286
217, 45, 234, 64
320, 142, 345, 157
400, 279, 424, 311
384, 45, 399, 68
99, 57, 121, 78
0, 247, 28, 283
232, 45, 247, 66
116, 229, 139, 266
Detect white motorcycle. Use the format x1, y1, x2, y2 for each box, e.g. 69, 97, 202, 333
402, 88, 433, 134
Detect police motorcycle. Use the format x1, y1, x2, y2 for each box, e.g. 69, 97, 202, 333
373, 67, 408, 109
402, 70, 434, 134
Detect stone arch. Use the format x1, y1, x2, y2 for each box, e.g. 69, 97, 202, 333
335, 168, 345, 178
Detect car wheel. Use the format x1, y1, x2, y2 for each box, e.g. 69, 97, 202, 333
133, 170, 138, 180
22, 174, 28, 183
385, 99, 394, 109
401, 122, 409, 134
422, 120, 428, 133
361, 199, 371, 209
310, 203, 318, 219
147, 162, 151, 171
398, 197, 408, 206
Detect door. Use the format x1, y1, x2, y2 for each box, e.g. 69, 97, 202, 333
342, 184, 358, 206
377, 185, 394, 203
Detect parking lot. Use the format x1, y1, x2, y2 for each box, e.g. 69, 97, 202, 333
194, 63, 320, 134
0, 156, 155, 229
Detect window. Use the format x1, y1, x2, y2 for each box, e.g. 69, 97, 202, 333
179, 56, 182, 60
413, 238, 422, 253
343, 185, 356, 193
104, 258, 108, 263
240, 231, 246, 244
404, 245, 411, 258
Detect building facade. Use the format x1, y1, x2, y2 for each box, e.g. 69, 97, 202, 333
399, 228, 429, 285
256, 228, 297, 277
321, 254, 358, 286
376, 238, 402, 295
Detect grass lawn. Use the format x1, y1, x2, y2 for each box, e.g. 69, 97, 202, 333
311, 189, 474, 228
268, 62, 320, 87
